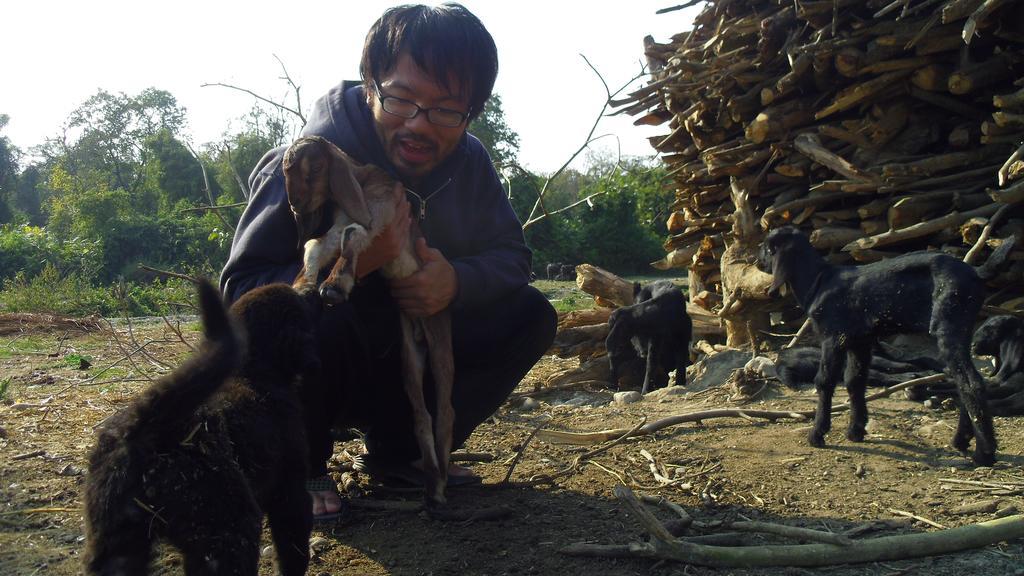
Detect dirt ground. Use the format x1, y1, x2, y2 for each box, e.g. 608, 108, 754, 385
3, 311, 1024, 576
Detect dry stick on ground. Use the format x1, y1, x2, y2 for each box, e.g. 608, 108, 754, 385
499, 414, 552, 485
537, 374, 946, 445
347, 499, 513, 522
561, 485, 1024, 568
516, 418, 648, 486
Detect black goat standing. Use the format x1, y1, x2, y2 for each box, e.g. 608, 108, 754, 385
758, 226, 1014, 466
973, 315, 1024, 416
606, 280, 692, 394
83, 282, 319, 575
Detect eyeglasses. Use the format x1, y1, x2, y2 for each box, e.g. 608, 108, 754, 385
373, 82, 470, 128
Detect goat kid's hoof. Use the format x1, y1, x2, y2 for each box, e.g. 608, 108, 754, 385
971, 450, 996, 467
951, 434, 972, 454
318, 285, 349, 306
845, 427, 866, 443
807, 431, 827, 448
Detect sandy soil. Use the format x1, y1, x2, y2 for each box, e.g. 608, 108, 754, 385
2, 314, 1024, 576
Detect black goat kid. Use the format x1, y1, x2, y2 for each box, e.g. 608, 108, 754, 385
973, 315, 1024, 416
606, 280, 692, 394
83, 282, 319, 575
758, 226, 1014, 466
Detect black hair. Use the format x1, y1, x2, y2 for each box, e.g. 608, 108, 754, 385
360, 3, 498, 120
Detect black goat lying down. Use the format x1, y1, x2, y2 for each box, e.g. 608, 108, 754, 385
974, 315, 1024, 416
606, 280, 692, 394
758, 226, 1014, 466
775, 345, 942, 390
83, 282, 319, 576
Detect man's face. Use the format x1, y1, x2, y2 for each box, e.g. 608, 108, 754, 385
369, 52, 470, 184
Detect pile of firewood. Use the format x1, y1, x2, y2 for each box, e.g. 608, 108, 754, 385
614, 0, 1024, 325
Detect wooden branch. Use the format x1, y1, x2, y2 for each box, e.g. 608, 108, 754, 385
576, 264, 635, 307
994, 86, 1024, 109
843, 203, 1001, 251
794, 133, 878, 183
989, 179, 1024, 204
728, 520, 854, 546
998, 143, 1024, 186
537, 374, 946, 445
564, 498, 1024, 568
815, 69, 913, 120
963, 203, 1014, 265
201, 82, 305, 125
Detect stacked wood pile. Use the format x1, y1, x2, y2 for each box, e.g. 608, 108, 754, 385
614, 0, 1024, 337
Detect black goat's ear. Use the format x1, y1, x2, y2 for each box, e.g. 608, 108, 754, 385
767, 236, 790, 298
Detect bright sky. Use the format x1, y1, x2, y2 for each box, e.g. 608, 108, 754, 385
3, 1, 700, 173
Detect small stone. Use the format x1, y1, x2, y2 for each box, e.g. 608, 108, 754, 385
516, 397, 540, 412
612, 391, 642, 405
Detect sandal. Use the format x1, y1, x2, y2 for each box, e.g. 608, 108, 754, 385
305, 475, 347, 522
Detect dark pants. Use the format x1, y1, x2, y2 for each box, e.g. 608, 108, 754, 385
303, 274, 557, 476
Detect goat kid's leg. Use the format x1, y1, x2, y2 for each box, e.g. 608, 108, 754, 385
674, 340, 690, 388
423, 312, 455, 494
399, 314, 445, 505
320, 224, 369, 304
295, 237, 340, 296
844, 338, 873, 442
265, 483, 313, 576
809, 336, 845, 448
641, 339, 656, 395
940, 336, 996, 466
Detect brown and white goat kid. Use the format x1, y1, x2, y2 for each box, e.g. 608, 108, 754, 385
282, 135, 454, 505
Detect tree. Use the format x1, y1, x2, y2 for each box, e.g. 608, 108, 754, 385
142, 129, 204, 207
50, 88, 188, 199
469, 94, 520, 167
0, 114, 19, 224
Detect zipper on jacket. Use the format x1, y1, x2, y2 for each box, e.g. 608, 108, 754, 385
405, 177, 453, 221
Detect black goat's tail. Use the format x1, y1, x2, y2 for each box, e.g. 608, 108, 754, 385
121, 279, 243, 440
975, 236, 1018, 281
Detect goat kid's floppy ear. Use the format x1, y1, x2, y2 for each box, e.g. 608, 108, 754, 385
767, 240, 790, 299
326, 145, 373, 229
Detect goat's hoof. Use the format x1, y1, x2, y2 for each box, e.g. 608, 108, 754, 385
951, 434, 971, 453
846, 428, 866, 442
318, 285, 348, 305
807, 431, 827, 448
972, 451, 996, 467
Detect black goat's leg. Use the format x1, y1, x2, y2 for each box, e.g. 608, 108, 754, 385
940, 336, 996, 466
809, 336, 845, 448
674, 339, 690, 387
844, 338, 873, 442
265, 481, 313, 576
641, 339, 656, 394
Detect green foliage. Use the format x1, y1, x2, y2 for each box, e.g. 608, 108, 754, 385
518, 155, 672, 276
0, 114, 19, 225
0, 224, 102, 282
143, 129, 205, 207
469, 94, 520, 167
63, 353, 92, 370
0, 264, 195, 316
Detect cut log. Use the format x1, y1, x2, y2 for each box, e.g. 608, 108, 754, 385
576, 264, 636, 307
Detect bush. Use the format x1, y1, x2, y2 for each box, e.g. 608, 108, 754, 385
0, 224, 102, 282
0, 264, 197, 317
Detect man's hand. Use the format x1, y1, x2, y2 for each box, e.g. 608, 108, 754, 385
390, 237, 458, 317
355, 188, 410, 278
